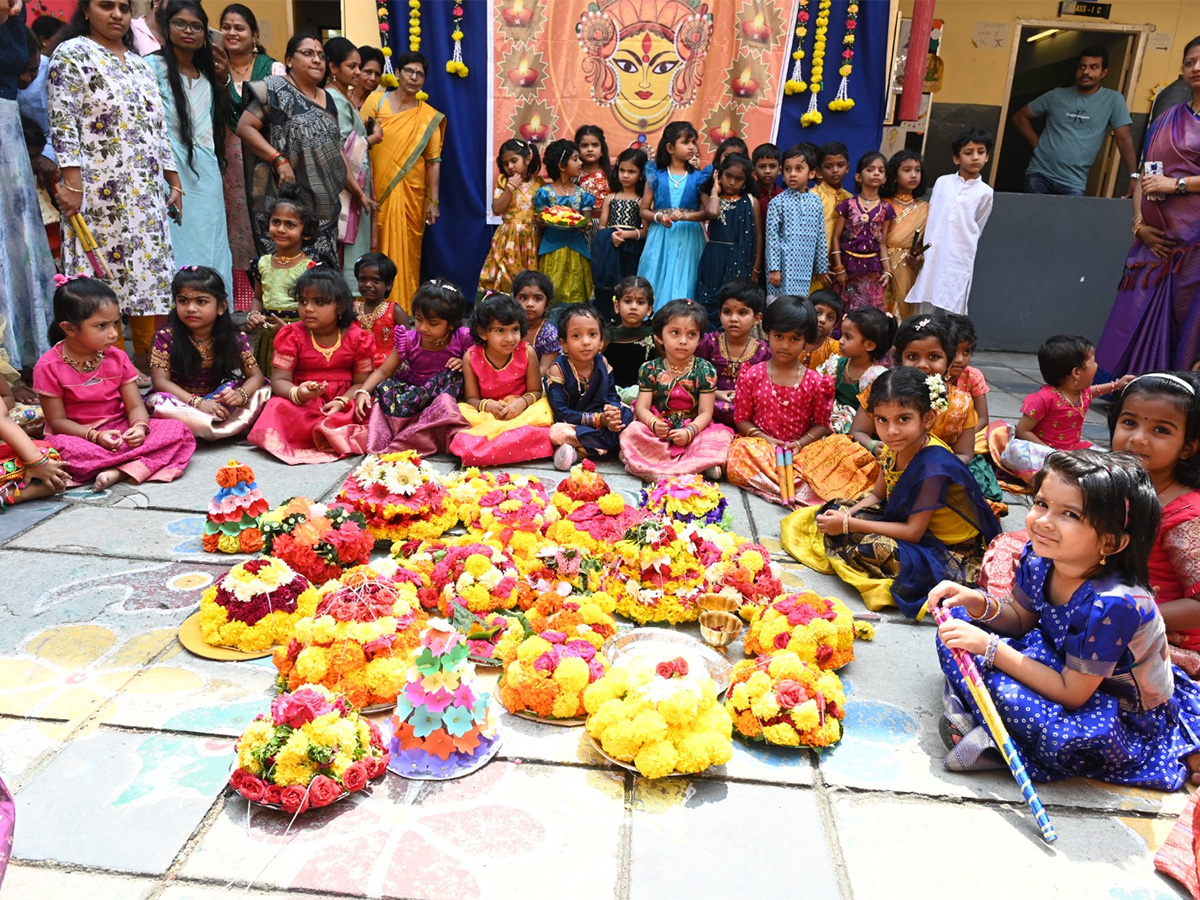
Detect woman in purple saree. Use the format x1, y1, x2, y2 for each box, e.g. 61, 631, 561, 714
1097, 36, 1200, 377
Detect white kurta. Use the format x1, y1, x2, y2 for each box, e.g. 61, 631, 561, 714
905, 173, 993, 315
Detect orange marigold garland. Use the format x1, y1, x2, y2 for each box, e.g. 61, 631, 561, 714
828, 2, 858, 112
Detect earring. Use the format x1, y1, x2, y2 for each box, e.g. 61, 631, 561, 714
1099, 553, 1108, 566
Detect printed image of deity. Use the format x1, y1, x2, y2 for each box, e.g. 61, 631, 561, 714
577, 0, 714, 134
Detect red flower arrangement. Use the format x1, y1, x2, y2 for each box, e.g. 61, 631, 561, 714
259, 497, 374, 585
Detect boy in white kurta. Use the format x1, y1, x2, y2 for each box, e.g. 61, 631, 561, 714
907, 129, 994, 316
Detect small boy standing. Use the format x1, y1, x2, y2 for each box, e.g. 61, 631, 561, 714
765, 144, 827, 298
906, 129, 994, 316
812, 141, 852, 292
801, 290, 843, 370
752, 143, 783, 289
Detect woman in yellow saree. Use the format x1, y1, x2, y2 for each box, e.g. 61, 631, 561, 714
882, 150, 929, 319
363, 51, 444, 313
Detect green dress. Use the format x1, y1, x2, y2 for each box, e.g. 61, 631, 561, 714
330, 88, 372, 294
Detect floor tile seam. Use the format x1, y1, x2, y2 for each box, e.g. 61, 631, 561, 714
158, 871, 379, 899
0, 502, 74, 549
148, 793, 238, 900
822, 781, 1184, 822
810, 750, 857, 899
1, 545, 222, 565
2, 856, 163, 884
614, 770, 634, 900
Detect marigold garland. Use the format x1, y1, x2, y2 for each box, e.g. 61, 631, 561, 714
726, 651, 846, 748
376, 0, 398, 89
446, 3, 467, 77
784, 0, 810, 95
802, 0, 831, 126
828, 1, 858, 111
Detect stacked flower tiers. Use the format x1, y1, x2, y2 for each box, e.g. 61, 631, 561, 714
336, 452, 457, 543
259, 497, 374, 585
202, 459, 269, 554
199, 558, 318, 652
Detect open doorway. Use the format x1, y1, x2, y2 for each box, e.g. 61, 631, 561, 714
292, 0, 342, 41
992, 23, 1146, 197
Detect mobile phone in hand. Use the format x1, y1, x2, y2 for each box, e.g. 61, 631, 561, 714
168, 203, 181, 224
208, 27, 224, 48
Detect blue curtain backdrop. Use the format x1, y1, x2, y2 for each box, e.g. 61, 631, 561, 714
389, 0, 888, 300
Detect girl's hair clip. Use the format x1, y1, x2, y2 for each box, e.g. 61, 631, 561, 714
915, 317, 931, 329
52, 273, 87, 287
179, 265, 199, 271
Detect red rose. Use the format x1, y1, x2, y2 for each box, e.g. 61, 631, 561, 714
774, 680, 808, 710
816, 645, 835, 667
671, 657, 689, 677
271, 689, 331, 728
279, 784, 311, 815
773, 632, 791, 650
342, 760, 369, 793
230, 768, 266, 802
263, 784, 283, 806
367, 719, 383, 746
655, 661, 675, 679
827, 700, 841, 719
307, 774, 342, 808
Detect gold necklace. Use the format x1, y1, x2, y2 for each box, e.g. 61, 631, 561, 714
568, 358, 594, 391
310, 329, 342, 362
273, 251, 302, 266
57, 342, 105, 372
665, 358, 693, 377
719, 334, 755, 380
420, 333, 452, 350
355, 300, 389, 331
1054, 387, 1082, 409
892, 192, 914, 204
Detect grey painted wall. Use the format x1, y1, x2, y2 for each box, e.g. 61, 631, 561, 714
966, 193, 1131, 352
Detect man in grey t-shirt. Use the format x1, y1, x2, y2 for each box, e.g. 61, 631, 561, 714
1012, 46, 1137, 196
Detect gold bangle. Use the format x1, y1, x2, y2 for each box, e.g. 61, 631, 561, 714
289, 386, 301, 404
842, 511, 850, 535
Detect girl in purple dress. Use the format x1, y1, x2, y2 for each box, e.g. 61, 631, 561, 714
695, 280, 770, 428
832, 152, 896, 313
362, 278, 472, 454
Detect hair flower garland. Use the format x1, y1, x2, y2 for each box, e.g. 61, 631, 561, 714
828, 2, 858, 112
802, 0, 831, 126
784, 0, 810, 95
743, 591, 856, 669
231, 684, 389, 812
927, 375, 949, 414
726, 651, 846, 748
446, 4, 467, 76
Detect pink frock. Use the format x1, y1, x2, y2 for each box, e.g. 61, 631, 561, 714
248, 323, 377, 464
32, 346, 195, 486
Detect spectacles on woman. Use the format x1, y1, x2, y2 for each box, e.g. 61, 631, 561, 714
169, 18, 205, 33
400, 66, 425, 79
293, 48, 326, 60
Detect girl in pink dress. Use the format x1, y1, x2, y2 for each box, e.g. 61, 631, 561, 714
33, 278, 196, 490
449, 293, 553, 467
248, 268, 377, 463
361, 278, 472, 454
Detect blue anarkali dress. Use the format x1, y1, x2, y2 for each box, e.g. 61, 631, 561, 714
939, 548, 1200, 789
638, 161, 713, 309
544, 352, 631, 456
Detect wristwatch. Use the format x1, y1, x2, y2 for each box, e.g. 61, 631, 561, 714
1177, 176, 1189, 195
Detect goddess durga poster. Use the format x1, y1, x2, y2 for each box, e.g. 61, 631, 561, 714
490, 0, 798, 217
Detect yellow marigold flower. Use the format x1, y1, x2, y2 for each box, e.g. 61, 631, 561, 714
750, 690, 781, 722
630, 708, 669, 744
763, 723, 802, 747
597, 493, 625, 516
634, 739, 679, 779
854, 620, 875, 641
656, 686, 699, 726
600, 718, 642, 761
729, 682, 752, 712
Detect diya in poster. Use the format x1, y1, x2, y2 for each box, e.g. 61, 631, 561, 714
489, 0, 798, 218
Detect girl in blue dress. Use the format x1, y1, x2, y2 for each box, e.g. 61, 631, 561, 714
931, 450, 1200, 790
637, 121, 712, 309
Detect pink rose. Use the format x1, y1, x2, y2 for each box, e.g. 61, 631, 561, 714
534, 651, 559, 674
362, 634, 395, 661
563, 640, 596, 661
774, 680, 808, 710
656, 661, 675, 679
773, 632, 791, 650
816, 645, 834, 667
307, 774, 342, 808
787, 605, 818, 627
540, 630, 567, 644
279, 784, 310, 815
587, 658, 605, 681
342, 760, 369, 793
271, 689, 330, 728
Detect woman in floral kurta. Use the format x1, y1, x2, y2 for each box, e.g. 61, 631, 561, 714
49, 34, 178, 365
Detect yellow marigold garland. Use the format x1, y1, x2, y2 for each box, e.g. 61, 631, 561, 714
784, 0, 810, 95
376, 0, 398, 89
828, 2, 858, 112
446, 3, 467, 77
408, 0, 428, 99
802, 0, 831, 126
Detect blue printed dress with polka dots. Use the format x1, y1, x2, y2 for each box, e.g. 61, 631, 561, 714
937, 546, 1200, 789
